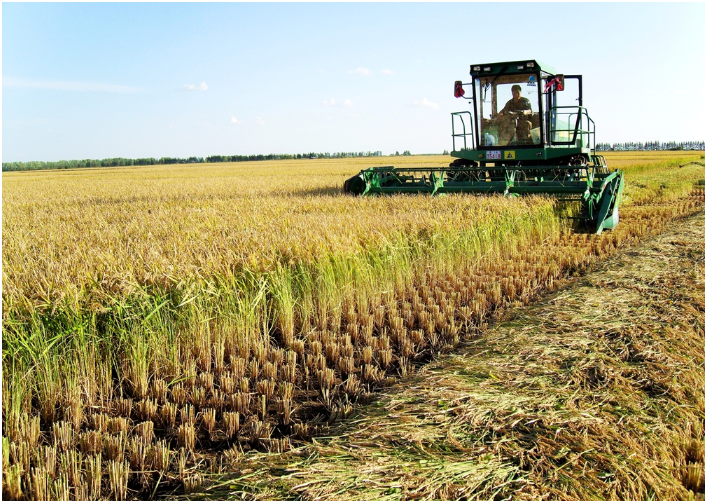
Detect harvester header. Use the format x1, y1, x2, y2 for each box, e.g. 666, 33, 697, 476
343, 59, 625, 234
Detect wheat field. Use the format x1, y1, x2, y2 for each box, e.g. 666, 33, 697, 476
2, 152, 704, 500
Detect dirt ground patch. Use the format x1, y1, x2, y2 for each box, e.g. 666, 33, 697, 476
176, 210, 705, 501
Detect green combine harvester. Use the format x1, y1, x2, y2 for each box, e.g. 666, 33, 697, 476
343, 60, 625, 234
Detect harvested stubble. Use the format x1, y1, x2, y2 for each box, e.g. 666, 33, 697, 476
2, 153, 705, 500
197, 210, 704, 501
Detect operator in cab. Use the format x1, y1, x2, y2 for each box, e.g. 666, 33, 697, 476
496, 84, 533, 144
498, 85, 532, 116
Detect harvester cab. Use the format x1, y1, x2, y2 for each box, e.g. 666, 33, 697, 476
452, 61, 591, 163
343, 59, 625, 234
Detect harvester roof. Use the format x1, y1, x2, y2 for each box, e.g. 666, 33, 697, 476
469, 60, 557, 77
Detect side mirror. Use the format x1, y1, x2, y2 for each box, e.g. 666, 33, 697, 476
555, 74, 565, 91
454, 81, 465, 98
543, 75, 565, 93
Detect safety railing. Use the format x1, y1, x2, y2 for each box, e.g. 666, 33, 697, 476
451, 111, 474, 151
549, 106, 595, 149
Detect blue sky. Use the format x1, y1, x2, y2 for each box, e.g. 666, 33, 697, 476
2, 2, 705, 162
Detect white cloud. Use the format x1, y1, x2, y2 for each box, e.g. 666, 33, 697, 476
381, 69, 394, 75
413, 98, 440, 110
230, 116, 239, 124
323, 98, 354, 108
255, 117, 265, 126
348, 67, 371, 77
183, 81, 208, 91
2, 76, 142, 93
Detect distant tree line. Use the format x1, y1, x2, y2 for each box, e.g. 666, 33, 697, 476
596, 141, 705, 152
7, 141, 704, 172
1, 151, 388, 172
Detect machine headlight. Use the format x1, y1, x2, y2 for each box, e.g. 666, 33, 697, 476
517, 65, 524, 70
473, 66, 481, 71
483, 67, 491, 72
527, 62, 535, 68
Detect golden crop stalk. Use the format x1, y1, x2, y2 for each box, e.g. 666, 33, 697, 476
1, 153, 704, 500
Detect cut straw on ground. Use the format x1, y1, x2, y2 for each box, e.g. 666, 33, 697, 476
191, 210, 705, 501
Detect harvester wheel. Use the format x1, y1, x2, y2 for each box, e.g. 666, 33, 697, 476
567, 154, 588, 166
448, 159, 478, 168
343, 174, 366, 195
448, 159, 478, 182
